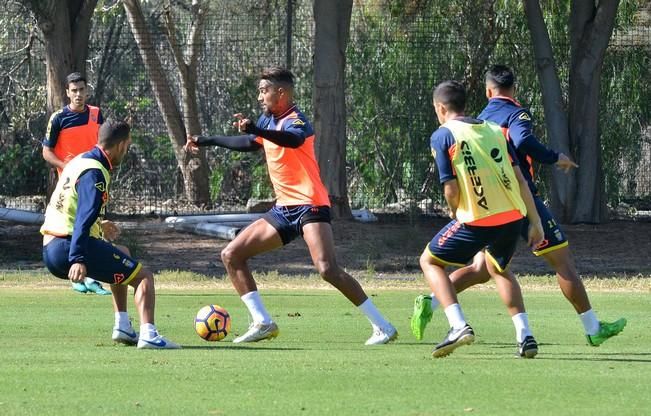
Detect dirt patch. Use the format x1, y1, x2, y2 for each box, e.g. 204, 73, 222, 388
2, 216, 650, 278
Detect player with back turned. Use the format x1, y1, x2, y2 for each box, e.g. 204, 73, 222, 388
420, 80, 544, 358
412, 65, 626, 347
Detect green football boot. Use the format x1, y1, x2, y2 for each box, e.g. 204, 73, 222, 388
411, 295, 433, 341
586, 318, 627, 346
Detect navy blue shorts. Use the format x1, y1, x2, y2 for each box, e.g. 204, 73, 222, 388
42, 237, 141, 285
520, 195, 568, 256
426, 218, 524, 272
263, 204, 331, 245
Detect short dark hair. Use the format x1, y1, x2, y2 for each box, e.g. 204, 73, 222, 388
260, 66, 294, 89
65, 72, 86, 88
98, 119, 130, 148
485, 65, 515, 89
433, 80, 466, 113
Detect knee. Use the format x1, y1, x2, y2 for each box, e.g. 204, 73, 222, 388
315, 260, 339, 282
419, 251, 434, 269
130, 267, 153, 288
220, 245, 240, 268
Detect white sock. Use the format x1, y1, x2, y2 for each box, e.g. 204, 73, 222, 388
443, 303, 467, 330
115, 312, 131, 329
140, 323, 158, 340
241, 291, 272, 324
511, 312, 533, 343
580, 309, 601, 336
429, 293, 441, 310
358, 298, 391, 330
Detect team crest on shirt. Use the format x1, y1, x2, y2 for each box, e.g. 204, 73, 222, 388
291, 119, 305, 126
95, 182, 106, 192
518, 112, 531, 121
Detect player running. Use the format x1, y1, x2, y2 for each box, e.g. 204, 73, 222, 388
412, 65, 626, 347
185, 67, 397, 345
421, 80, 544, 358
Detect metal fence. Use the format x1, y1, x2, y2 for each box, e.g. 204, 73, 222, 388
1, 1, 650, 218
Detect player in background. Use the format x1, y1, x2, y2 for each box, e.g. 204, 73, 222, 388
42, 72, 110, 296
41, 120, 180, 349
412, 65, 626, 347
421, 80, 544, 358
185, 67, 397, 345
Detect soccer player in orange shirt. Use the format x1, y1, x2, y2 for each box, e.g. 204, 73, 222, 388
186, 67, 397, 345
42, 72, 110, 296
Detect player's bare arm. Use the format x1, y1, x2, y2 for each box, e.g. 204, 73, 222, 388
232, 113, 252, 132
68, 262, 87, 283
556, 153, 579, 173
513, 166, 544, 247
101, 220, 121, 242
42, 146, 66, 171
442, 180, 460, 220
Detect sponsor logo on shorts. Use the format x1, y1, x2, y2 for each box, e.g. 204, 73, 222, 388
114, 273, 125, 284
536, 239, 549, 250
438, 221, 461, 247
113, 253, 120, 260
554, 229, 563, 242
122, 258, 135, 268
95, 182, 106, 192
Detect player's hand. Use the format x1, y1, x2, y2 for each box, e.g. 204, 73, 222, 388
527, 221, 545, 249
101, 220, 121, 242
232, 113, 252, 133
68, 263, 87, 283
184, 135, 200, 154
556, 153, 578, 173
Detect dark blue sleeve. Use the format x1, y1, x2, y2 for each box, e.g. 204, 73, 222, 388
506, 140, 520, 166
43, 112, 62, 148
196, 134, 261, 151
68, 169, 106, 264
245, 116, 307, 148
508, 110, 559, 165
97, 109, 104, 125
430, 128, 456, 184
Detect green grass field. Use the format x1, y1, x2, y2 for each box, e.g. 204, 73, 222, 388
0, 273, 649, 416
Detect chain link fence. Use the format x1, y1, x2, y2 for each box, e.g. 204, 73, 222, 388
1, 1, 650, 218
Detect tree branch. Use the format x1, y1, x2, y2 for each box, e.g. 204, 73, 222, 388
162, 1, 189, 81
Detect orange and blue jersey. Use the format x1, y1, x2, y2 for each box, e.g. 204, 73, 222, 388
478, 97, 558, 195
253, 105, 330, 207
43, 104, 103, 174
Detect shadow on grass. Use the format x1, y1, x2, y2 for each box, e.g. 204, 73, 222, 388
157, 293, 329, 298
472, 341, 651, 363
180, 345, 304, 351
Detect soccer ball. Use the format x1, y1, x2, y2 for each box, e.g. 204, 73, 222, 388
194, 304, 231, 341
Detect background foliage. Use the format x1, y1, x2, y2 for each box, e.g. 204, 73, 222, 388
0, 0, 649, 216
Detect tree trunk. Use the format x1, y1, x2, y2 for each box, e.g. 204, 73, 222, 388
313, 0, 353, 219
523, 0, 575, 221
123, 0, 210, 206
568, 1, 620, 223
22, 0, 98, 112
